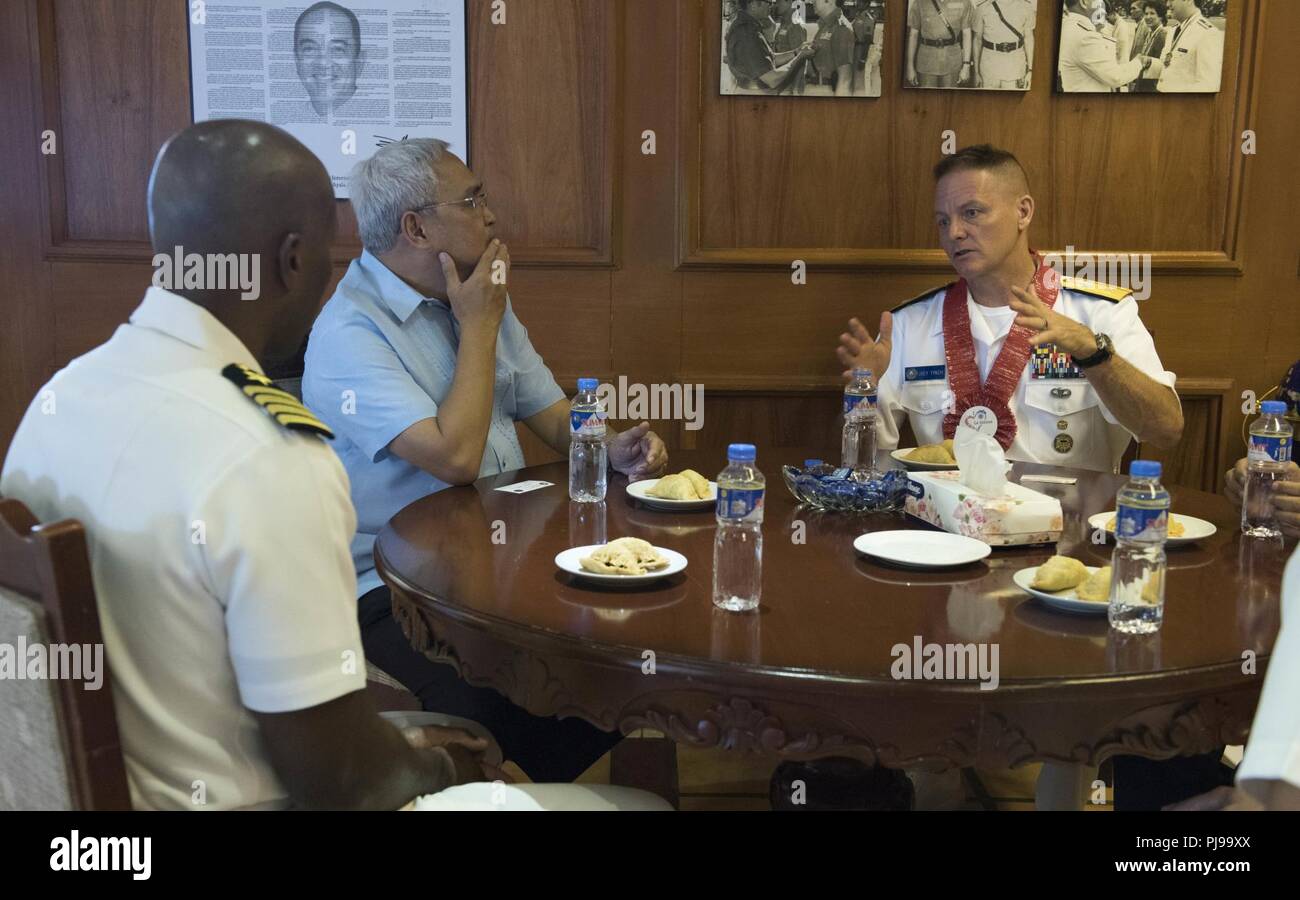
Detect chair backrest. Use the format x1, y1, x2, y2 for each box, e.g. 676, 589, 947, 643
0, 498, 130, 810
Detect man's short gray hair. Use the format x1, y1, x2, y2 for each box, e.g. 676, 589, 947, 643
350, 138, 449, 253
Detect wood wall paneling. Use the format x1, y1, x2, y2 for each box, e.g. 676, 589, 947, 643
680, 0, 1260, 272
35, 0, 620, 267
3, 0, 1298, 494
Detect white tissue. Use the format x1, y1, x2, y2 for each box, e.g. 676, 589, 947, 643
953, 425, 1011, 497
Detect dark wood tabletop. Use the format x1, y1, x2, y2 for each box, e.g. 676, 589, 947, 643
374, 448, 1289, 771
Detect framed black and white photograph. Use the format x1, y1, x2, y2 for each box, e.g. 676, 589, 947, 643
903, 0, 1038, 91
1056, 0, 1227, 93
188, 0, 469, 197
721, 0, 886, 98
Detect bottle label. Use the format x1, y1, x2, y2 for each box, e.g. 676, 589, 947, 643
570, 410, 607, 438
1116, 504, 1167, 541
717, 487, 764, 520
1248, 434, 1292, 464
843, 394, 878, 415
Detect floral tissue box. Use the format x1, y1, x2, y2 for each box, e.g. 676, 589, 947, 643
903, 471, 1063, 546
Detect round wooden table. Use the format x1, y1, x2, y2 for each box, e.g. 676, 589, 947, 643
374, 449, 1287, 797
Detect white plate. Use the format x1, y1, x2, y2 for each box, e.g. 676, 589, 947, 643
890, 448, 959, 471
555, 544, 688, 586
1013, 565, 1107, 615
853, 530, 991, 569
1086, 512, 1216, 547
626, 477, 717, 511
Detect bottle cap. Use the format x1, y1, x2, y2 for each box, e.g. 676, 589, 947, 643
804, 459, 824, 468
853, 368, 873, 378
1130, 460, 1162, 478
728, 443, 757, 462
1260, 401, 1288, 415
577, 378, 598, 392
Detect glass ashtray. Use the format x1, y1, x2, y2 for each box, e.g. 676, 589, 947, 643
781, 463, 910, 514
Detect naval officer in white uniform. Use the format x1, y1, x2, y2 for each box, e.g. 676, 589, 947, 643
1058, 0, 1153, 92
1154, 0, 1225, 92
0, 120, 667, 812
836, 144, 1183, 473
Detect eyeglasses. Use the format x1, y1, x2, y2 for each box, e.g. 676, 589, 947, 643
412, 192, 489, 215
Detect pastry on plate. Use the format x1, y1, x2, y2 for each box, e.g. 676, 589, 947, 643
579, 537, 669, 576
646, 470, 710, 500
905, 442, 956, 464
1031, 555, 1089, 592
1075, 566, 1112, 602
679, 469, 710, 498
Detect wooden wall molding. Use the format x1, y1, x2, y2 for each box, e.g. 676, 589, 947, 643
29, 0, 623, 269
676, 0, 1265, 274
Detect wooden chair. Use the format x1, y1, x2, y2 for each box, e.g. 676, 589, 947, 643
0, 498, 130, 809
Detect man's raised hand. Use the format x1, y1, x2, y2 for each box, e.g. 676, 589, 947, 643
837, 312, 893, 381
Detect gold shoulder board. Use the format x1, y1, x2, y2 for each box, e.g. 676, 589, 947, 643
1059, 276, 1132, 303
221, 364, 334, 440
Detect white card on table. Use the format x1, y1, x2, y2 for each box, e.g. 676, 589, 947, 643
495, 480, 555, 494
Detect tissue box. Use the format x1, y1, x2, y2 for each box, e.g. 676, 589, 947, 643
904, 471, 1063, 545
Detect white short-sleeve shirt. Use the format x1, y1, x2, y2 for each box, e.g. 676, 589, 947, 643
1237, 547, 1300, 799
875, 280, 1178, 473
0, 287, 366, 810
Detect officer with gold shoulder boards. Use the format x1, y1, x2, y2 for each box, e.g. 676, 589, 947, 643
834, 145, 1183, 473
1152, 0, 1224, 92
1, 120, 666, 812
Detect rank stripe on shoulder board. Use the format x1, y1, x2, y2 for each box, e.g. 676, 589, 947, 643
221, 363, 334, 439
1059, 276, 1132, 302
891, 283, 955, 314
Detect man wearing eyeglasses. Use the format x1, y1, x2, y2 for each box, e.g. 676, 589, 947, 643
302, 139, 667, 783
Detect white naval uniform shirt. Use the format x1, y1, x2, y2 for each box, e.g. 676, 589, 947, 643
875, 282, 1178, 473
0, 287, 366, 810
1157, 12, 1224, 93
1237, 547, 1300, 800
1058, 9, 1145, 92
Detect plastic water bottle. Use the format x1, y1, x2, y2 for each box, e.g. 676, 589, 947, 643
1108, 460, 1170, 635
1242, 400, 1294, 540
568, 378, 607, 502
713, 443, 764, 612
842, 368, 878, 475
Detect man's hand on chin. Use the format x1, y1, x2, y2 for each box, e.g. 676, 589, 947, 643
608, 421, 668, 481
